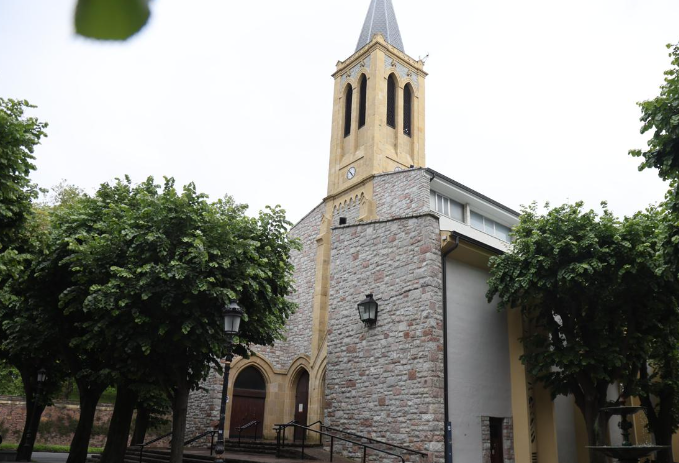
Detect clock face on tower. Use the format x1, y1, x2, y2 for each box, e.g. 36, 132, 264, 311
346, 167, 356, 180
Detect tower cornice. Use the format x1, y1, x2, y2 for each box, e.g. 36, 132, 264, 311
332, 35, 427, 80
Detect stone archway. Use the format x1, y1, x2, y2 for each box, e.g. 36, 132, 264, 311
229, 366, 266, 439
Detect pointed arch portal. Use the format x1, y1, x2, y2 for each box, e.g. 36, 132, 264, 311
293, 370, 310, 441
229, 366, 266, 438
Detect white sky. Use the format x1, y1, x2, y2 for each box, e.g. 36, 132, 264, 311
1, 0, 677, 223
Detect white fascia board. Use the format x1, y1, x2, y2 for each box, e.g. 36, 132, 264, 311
430, 178, 519, 227
439, 216, 512, 252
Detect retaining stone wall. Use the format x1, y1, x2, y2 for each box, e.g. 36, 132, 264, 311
0, 396, 113, 447
325, 213, 445, 463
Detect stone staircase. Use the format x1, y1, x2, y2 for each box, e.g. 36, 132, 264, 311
89, 439, 323, 463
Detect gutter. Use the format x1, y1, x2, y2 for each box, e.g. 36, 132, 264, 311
441, 234, 459, 463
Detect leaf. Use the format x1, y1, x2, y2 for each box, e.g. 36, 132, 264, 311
75, 0, 151, 41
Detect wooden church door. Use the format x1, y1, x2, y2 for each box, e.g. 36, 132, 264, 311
229, 367, 266, 438
293, 371, 310, 441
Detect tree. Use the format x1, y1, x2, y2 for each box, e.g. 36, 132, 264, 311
53, 177, 298, 463
0, 98, 47, 249
486, 202, 678, 463
629, 42, 679, 463
630, 43, 679, 184
0, 205, 66, 462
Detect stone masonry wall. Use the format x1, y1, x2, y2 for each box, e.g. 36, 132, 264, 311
0, 396, 113, 447
374, 169, 431, 219
325, 213, 445, 463
255, 201, 324, 368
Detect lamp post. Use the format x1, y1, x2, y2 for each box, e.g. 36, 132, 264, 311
214, 301, 243, 463
21, 368, 47, 462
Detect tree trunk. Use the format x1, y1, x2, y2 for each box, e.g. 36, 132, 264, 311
101, 383, 137, 463
131, 403, 151, 445
67, 385, 105, 463
169, 383, 190, 463
653, 397, 674, 463
15, 400, 46, 461
582, 400, 607, 463
15, 367, 45, 462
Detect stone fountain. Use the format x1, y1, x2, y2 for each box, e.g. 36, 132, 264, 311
588, 405, 670, 463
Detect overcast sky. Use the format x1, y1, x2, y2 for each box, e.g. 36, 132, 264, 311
1, 0, 677, 223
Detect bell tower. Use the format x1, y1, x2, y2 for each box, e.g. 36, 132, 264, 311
326, 0, 427, 198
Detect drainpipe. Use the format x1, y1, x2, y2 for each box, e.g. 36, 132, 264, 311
441, 234, 459, 463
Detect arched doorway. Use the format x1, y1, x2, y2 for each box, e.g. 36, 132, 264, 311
229, 366, 266, 439
294, 370, 310, 441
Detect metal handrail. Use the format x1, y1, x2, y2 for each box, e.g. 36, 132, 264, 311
274, 422, 412, 463
183, 430, 218, 455
237, 420, 260, 446
128, 431, 173, 463
278, 420, 297, 448
322, 424, 428, 458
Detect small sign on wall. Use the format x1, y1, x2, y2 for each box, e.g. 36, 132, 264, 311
298, 403, 304, 413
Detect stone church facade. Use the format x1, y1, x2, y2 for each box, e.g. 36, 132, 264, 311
186, 1, 606, 462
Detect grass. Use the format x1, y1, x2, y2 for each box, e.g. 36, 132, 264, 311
0, 443, 103, 454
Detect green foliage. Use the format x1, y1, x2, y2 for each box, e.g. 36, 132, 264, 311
487, 202, 679, 446
630, 43, 679, 182
75, 0, 150, 41
53, 176, 298, 391
0, 361, 23, 396
0, 98, 47, 249
0, 443, 103, 454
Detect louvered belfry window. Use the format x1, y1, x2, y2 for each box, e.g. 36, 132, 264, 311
344, 85, 353, 137
386, 74, 396, 128
359, 76, 367, 129
403, 84, 412, 137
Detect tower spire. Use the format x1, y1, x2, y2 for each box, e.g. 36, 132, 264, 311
355, 0, 404, 53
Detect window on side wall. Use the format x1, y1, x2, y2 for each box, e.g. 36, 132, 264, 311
470, 211, 511, 243
431, 192, 464, 222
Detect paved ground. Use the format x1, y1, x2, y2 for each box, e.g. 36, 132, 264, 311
32, 452, 70, 463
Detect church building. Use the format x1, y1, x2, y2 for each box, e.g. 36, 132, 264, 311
187, 2, 600, 462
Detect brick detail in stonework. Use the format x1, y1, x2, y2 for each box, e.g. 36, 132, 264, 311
374, 169, 431, 220
325, 213, 445, 463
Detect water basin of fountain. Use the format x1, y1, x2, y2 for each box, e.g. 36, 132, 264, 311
587, 445, 669, 459
588, 405, 670, 463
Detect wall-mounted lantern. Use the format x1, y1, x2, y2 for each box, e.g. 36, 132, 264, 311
357, 293, 378, 326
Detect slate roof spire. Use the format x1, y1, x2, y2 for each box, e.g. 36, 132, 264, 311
355, 0, 404, 53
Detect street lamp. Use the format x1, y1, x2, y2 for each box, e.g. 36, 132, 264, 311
214, 301, 243, 463
20, 369, 47, 461
357, 293, 378, 326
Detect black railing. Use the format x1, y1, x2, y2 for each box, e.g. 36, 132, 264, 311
129, 429, 220, 462
129, 431, 173, 463
322, 424, 427, 459
184, 430, 218, 455
237, 420, 260, 446
274, 422, 427, 463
